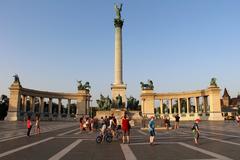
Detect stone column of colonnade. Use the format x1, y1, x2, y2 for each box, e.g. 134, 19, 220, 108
40, 97, 44, 116
30, 96, 35, 114
48, 98, 52, 118
22, 96, 26, 113
186, 98, 190, 114
58, 99, 62, 118
160, 99, 163, 115
169, 99, 172, 114
67, 99, 71, 117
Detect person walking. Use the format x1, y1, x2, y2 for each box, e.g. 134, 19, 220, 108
121, 114, 130, 144
27, 116, 32, 137
35, 115, 40, 135
192, 118, 200, 144
174, 114, 180, 129
148, 116, 155, 145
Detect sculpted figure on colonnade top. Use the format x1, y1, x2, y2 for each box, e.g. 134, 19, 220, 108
210, 78, 217, 87
13, 74, 20, 84
77, 81, 91, 91
114, 3, 122, 20
140, 80, 154, 90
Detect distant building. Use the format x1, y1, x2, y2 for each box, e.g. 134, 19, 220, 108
221, 88, 240, 116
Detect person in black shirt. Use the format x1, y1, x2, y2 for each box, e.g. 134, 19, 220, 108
174, 114, 180, 129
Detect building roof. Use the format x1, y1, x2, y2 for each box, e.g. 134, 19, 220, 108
223, 88, 230, 97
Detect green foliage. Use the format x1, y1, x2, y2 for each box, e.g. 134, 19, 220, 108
0, 95, 9, 120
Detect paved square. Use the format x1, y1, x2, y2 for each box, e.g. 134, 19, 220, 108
0, 121, 239, 160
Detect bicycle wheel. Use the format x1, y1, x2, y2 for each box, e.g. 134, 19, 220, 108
96, 136, 103, 144
116, 131, 123, 140
105, 135, 112, 143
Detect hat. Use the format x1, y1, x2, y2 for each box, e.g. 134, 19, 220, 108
195, 118, 200, 122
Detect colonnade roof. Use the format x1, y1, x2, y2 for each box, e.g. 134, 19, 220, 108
141, 88, 219, 99
19, 87, 90, 100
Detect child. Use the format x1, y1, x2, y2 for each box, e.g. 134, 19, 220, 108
192, 119, 200, 144
35, 115, 40, 135
27, 116, 32, 137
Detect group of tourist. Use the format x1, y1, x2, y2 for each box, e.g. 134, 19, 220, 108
25, 113, 202, 145
26, 114, 41, 137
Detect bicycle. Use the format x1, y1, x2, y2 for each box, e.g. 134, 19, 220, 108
96, 128, 113, 143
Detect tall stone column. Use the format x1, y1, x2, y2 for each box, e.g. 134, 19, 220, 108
111, 4, 127, 106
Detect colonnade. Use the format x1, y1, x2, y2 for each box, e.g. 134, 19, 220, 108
157, 96, 209, 115
6, 81, 91, 121
141, 84, 223, 120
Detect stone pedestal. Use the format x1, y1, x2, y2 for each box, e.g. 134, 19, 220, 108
141, 89, 155, 118
207, 86, 224, 120
111, 84, 126, 106
5, 82, 21, 121
76, 90, 91, 116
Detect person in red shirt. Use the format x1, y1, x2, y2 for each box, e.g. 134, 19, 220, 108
27, 116, 32, 137
121, 114, 130, 144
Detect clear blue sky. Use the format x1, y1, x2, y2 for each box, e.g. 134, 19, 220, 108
1, 0, 240, 105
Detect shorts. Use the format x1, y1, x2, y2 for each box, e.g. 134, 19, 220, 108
149, 129, 155, 136
192, 130, 199, 139
123, 129, 130, 136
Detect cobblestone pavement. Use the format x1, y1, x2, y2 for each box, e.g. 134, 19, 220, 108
0, 121, 239, 160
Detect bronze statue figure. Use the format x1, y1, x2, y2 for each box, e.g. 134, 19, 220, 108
116, 94, 123, 109
13, 74, 20, 84
114, 3, 122, 20
140, 80, 154, 90
210, 78, 217, 86
77, 81, 91, 91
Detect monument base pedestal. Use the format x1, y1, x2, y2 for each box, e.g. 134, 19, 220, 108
5, 111, 18, 121
111, 84, 127, 106
208, 112, 224, 120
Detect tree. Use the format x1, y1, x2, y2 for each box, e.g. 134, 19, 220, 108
0, 95, 9, 120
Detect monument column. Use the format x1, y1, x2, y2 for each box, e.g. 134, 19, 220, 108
111, 3, 127, 106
